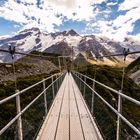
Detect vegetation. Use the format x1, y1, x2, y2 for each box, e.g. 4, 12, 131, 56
126, 56, 140, 73
76, 64, 140, 139
0, 53, 140, 139
0, 70, 61, 140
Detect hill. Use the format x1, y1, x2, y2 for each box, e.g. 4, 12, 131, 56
126, 57, 140, 85
0, 51, 60, 82
0, 63, 140, 139
77, 64, 140, 139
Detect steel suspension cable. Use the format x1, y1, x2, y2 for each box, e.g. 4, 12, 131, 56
0, 48, 140, 60
117, 48, 129, 140
0, 49, 59, 59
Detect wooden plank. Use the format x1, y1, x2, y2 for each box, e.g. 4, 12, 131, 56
70, 75, 101, 140
69, 75, 84, 140
36, 73, 102, 140
36, 74, 68, 140
55, 75, 69, 140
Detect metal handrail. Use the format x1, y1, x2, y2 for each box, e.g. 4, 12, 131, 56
74, 72, 140, 106
0, 72, 64, 136
72, 72, 140, 137
0, 73, 61, 105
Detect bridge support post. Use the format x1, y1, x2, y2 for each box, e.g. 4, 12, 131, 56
80, 75, 82, 91
58, 57, 61, 73
43, 80, 47, 116
58, 77, 60, 88
56, 75, 58, 92
83, 76, 86, 99
77, 73, 80, 85
16, 90, 23, 140
116, 92, 122, 140
91, 81, 95, 115
76, 73, 79, 83
52, 76, 55, 99
61, 74, 63, 84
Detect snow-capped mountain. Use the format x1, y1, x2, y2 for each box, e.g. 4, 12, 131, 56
0, 28, 139, 63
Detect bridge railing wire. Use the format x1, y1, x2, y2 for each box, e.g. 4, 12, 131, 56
72, 72, 140, 140
0, 72, 65, 140
72, 73, 116, 139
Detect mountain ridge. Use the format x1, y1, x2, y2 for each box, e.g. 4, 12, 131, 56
0, 28, 139, 64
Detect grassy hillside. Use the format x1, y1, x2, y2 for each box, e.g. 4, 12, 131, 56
76, 64, 140, 139
126, 56, 140, 86
0, 58, 140, 139
0, 51, 63, 139
0, 51, 69, 82
126, 56, 140, 73
0, 70, 61, 140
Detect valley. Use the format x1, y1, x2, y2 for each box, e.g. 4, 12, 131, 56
0, 28, 140, 140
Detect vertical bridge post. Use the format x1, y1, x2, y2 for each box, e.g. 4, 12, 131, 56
117, 50, 127, 140
80, 75, 82, 91
58, 57, 61, 73
116, 91, 122, 140
43, 80, 47, 116
83, 76, 86, 99
52, 76, 55, 99
16, 90, 23, 140
56, 75, 58, 92
91, 80, 95, 115
91, 66, 96, 115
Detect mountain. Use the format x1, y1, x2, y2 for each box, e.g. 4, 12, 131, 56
126, 57, 140, 85
0, 28, 139, 64
44, 41, 72, 55
74, 53, 90, 68
78, 36, 118, 62
0, 53, 58, 82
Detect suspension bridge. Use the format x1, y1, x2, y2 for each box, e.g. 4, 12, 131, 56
0, 70, 140, 140
0, 48, 140, 140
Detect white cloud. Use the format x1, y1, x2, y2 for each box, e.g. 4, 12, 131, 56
128, 34, 140, 42
119, 0, 140, 11
85, 0, 140, 41
0, 34, 11, 39
17, 0, 37, 5
43, 0, 97, 21
0, 0, 63, 32
113, 7, 140, 28
107, 2, 118, 6
0, 0, 140, 42
110, 0, 140, 40
0, 0, 105, 33
14, 24, 20, 28
0, 1, 28, 23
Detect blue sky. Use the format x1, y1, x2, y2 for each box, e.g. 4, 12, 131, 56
0, 0, 140, 41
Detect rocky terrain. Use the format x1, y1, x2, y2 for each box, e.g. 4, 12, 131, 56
0, 55, 58, 82
126, 57, 140, 85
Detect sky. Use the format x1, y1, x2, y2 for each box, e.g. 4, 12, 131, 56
0, 0, 140, 41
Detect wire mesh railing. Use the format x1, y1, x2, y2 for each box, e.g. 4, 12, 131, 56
0, 72, 65, 140
72, 71, 140, 140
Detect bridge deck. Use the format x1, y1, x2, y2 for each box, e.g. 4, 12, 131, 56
36, 73, 103, 140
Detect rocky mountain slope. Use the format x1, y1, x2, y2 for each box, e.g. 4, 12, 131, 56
0, 54, 58, 82
126, 57, 140, 85
0, 28, 139, 64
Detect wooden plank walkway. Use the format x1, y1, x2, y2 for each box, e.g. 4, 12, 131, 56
36, 73, 103, 140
